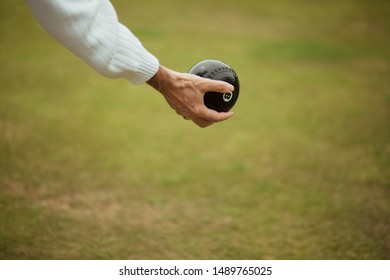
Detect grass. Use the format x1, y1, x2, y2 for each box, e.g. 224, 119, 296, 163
0, 0, 389, 259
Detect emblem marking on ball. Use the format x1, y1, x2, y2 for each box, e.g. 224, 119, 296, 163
223, 92, 233, 102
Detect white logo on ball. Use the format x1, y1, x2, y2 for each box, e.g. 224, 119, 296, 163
223, 92, 233, 102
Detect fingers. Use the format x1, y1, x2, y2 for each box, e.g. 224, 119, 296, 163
188, 76, 235, 126
188, 73, 234, 95
189, 110, 234, 128
183, 109, 234, 128
192, 118, 213, 128
201, 108, 234, 123
185, 77, 235, 127
200, 78, 234, 95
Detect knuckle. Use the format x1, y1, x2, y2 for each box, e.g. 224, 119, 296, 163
191, 107, 203, 117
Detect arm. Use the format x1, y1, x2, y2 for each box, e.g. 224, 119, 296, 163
25, 0, 234, 127
25, 0, 159, 84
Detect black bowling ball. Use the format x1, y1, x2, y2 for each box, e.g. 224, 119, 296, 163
188, 59, 240, 112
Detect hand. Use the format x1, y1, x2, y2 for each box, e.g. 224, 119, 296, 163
147, 65, 234, 128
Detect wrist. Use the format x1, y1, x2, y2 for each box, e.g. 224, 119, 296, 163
147, 65, 172, 93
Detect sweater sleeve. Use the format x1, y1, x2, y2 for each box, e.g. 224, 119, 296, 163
25, 0, 159, 85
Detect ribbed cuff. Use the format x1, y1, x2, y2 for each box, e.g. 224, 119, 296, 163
108, 24, 160, 85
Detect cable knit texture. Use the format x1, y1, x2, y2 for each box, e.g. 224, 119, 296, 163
25, 0, 159, 85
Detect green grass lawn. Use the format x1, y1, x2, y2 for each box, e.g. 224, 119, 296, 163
0, 0, 389, 259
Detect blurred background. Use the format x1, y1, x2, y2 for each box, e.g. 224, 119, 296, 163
0, 0, 389, 259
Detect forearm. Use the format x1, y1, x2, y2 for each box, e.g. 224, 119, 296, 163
25, 0, 159, 84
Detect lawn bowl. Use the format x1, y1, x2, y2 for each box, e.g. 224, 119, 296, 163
188, 59, 240, 112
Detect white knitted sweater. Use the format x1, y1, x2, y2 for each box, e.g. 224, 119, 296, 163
25, 0, 159, 85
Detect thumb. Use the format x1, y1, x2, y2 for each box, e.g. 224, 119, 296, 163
202, 79, 234, 94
